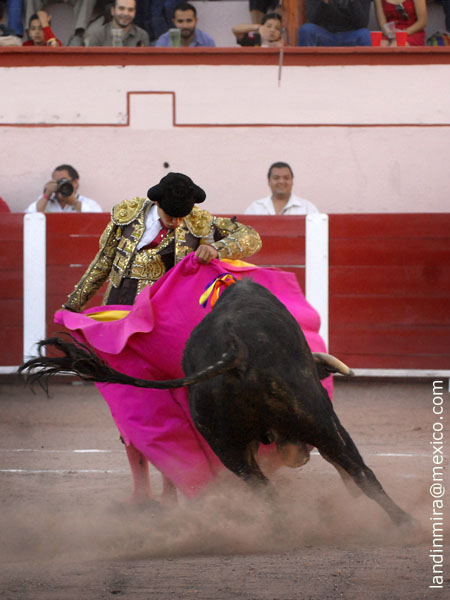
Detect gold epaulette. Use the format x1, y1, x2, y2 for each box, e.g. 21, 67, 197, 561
112, 197, 148, 225
184, 207, 214, 238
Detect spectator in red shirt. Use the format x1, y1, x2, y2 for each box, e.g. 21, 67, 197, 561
22, 10, 62, 46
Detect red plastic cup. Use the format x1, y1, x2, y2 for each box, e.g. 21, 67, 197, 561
396, 31, 408, 46
370, 31, 383, 46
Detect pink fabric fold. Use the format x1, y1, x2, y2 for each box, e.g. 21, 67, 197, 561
55, 255, 331, 496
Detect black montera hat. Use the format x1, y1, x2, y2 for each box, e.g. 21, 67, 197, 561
147, 173, 206, 218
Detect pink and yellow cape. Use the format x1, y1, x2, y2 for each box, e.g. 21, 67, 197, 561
55, 255, 331, 496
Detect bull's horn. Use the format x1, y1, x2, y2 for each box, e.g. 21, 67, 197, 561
312, 352, 354, 376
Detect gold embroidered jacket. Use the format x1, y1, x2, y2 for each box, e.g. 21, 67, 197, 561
64, 198, 262, 311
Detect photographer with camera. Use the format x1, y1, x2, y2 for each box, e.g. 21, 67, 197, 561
26, 164, 102, 213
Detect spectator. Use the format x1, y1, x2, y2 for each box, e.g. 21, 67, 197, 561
297, 0, 372, 46
77, 1, 113, 45
25, 164, 102, 213
25, 0, 97, 47
245, 162, 319, 215
249, 0, 280, 24
0, 0, 22, 44
155, 2, 215, 47
68, 0, 109, 45
0, 196, 11, 212
7, 0, 23, 36
233, 12, 283, 47
134, 0, 178, 43
86, 0, 149, 45
374, 0, 427, 46
23, 11, 63, 46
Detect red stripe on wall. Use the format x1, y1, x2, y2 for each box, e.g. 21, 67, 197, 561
1, 47, 449, 68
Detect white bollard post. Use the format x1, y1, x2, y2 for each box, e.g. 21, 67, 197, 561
23, 213, 46, 360
305, 213, 329, 348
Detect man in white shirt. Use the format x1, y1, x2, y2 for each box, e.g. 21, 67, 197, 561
245, 161, 319, 215
26, 164, 102, 213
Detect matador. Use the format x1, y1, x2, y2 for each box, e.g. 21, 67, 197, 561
64, 172, 261, 311
62, 172, 262, 504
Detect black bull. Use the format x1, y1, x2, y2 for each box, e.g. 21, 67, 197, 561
20, 279, 411, 526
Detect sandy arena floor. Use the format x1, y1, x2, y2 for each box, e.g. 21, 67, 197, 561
0, 378, 449, 599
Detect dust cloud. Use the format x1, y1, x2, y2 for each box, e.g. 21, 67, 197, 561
0, 467, 432, 567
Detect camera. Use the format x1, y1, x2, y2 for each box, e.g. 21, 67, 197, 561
56, 178, 74, 197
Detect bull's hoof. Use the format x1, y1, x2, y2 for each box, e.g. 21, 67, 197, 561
394, 509, 420, 531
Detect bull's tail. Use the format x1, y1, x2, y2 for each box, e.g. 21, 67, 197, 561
18, 333, 247, 393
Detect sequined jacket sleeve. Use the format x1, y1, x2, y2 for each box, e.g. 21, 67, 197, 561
63, 220, 119, 312
210, 216, 262, 259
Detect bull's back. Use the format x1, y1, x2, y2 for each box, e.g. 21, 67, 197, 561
184, 279, 325, 399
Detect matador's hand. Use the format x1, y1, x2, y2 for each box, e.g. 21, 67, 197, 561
195, 244, 219, 264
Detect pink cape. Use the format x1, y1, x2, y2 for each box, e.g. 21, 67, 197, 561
55, 255, 331, 496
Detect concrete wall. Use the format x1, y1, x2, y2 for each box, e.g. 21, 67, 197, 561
1, 48, 449, 215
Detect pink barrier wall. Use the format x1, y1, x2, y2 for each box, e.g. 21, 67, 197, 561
1, 48, 449, 215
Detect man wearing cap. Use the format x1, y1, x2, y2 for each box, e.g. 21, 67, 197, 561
64, 172, 261, 311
